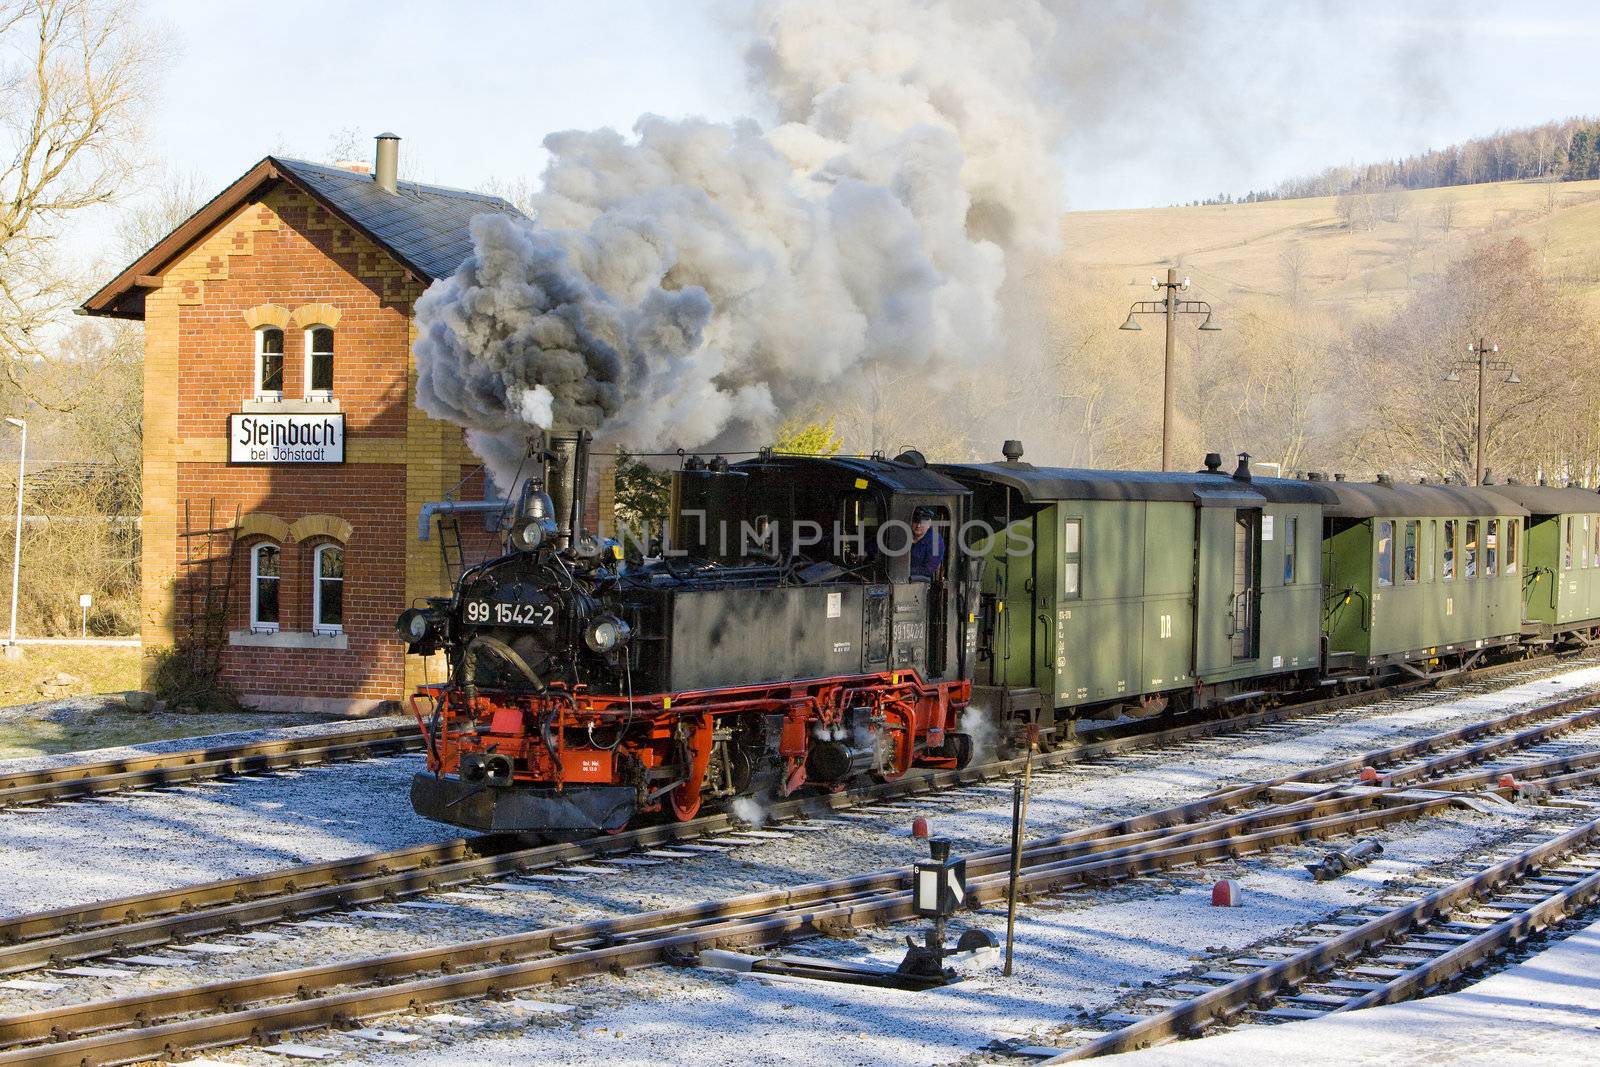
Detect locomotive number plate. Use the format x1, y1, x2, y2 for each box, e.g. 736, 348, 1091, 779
463, 599, 554, 627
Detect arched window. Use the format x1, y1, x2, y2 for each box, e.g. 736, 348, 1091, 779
313, 544, 344, 634
250, 543, 281, 631
255, 327, 284, 400
306, 326, 334, 398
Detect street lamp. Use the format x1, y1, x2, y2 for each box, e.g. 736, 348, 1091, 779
1444, 338, 1519, 486
4, 417, 24, 648
1120, 267, 1222, 471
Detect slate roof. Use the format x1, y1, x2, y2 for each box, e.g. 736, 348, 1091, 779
270, 157, 524, 281
81, 155, 527, 319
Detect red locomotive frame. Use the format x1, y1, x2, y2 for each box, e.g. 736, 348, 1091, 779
413, 671, 970, 823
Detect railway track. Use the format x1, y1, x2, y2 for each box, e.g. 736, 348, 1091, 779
1041, 811, 1600, 1061
0, 724, 423, 809
0, 649, 1580, 815
6, 680, 1600, 1064
1, 660, 1593, 979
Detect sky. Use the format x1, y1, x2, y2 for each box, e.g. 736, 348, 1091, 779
58, 0, 1600, 276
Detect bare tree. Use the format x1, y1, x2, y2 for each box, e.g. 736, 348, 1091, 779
1431, 194, 1457, 232
1278, 244, 1309, 305
1, 0, 166, 399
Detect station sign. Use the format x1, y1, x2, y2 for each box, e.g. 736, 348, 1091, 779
228, 413, 345, 464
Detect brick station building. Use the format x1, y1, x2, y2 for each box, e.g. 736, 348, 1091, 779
82, 134, 573, 714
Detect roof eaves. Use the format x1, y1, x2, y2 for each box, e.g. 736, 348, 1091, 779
79, 157, 284, 318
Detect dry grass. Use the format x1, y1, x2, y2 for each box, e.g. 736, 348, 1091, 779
0, 644, 141, 707
1061, 178, 1600, 321
0, 644, 330, 758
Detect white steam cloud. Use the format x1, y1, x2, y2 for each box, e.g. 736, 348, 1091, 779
415, 0, 1066, 483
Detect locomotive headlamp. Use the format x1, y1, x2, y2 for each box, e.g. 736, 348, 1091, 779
397, 607, 440, 645
584, 614, 632, 653
402, 609, 430, 642
510, 517, 554, 553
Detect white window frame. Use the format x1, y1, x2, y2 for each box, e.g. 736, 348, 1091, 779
312, 543, 344, 636
250, 543, 281, 633
255, 326, 285, 402
304, 325, 335, 401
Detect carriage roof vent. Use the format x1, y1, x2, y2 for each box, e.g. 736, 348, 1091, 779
1231, 452, 1252, 482
1334, 473, 1345, 481
1376, 473, 1393, 485
1202, 452, 1223, 473
1001, 440, 1025, 464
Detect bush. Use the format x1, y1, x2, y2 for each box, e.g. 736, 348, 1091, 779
146, 646, 247, 713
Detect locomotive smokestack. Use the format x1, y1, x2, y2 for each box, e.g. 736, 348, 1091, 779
543, 429, 590, 546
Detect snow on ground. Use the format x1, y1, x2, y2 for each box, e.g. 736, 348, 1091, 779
228, 807, 1545, 1067
1, 660, 1599, 1062
0, 754, 457, 915
0, 713, 410, 776
2, 663, 1593, 922
1096, 915, 1600, 1066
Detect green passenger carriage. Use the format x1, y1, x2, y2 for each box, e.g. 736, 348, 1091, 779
940, 449, 1331, 738
1319, 480, 1527, 676
1482, 482, 1600, 643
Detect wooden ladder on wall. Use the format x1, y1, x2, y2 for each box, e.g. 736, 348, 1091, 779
179, 499, 240, 678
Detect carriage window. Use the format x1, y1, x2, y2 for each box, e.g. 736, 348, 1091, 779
250, 543, 280, 631
1585, 515, 1594, 569
1425, 520, 1436, 581
1465, 520, 1479, 578
1283, 516, 1298, 584
1565, 516, 1575, 570
255, 327, 284, 400
1443, 521, 1456, 580
1485, 519, 1499, 577
1376, 520, 1394, 587
1593, 515, 1599, 570
1062, 518, 1082, 598
1506, 519, 1519, 576
1402, 521, 1418, 583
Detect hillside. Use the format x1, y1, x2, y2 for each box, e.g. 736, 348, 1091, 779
1061, 178, 1600, 322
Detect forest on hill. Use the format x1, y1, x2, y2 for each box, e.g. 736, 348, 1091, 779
1192, 117, 1600, 207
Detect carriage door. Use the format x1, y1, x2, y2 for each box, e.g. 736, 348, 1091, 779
1231, 510, 1262, 661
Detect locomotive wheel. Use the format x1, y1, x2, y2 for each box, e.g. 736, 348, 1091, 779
669, 779, 702, 821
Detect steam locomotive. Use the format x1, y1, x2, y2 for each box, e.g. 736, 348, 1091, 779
401, 433, 976, 835
401, 433, 1600, 837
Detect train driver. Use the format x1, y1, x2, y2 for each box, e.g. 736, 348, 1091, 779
910, 506, 945, 580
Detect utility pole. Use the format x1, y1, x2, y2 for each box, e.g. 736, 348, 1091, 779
1120, 268, 1221, 471
1445, 338, 1519, 485
4, 417, 24, 649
